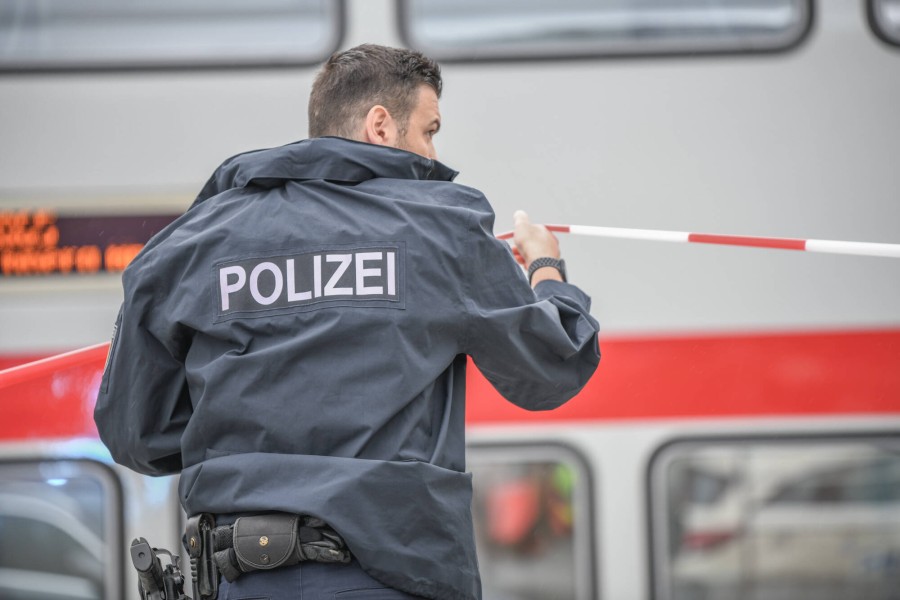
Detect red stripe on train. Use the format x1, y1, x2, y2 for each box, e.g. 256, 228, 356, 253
1, 329, 898, 441
0, 344, 109, 441
467, 329, 900, 423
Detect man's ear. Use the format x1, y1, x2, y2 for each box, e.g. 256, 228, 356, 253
363, 105, 400, 147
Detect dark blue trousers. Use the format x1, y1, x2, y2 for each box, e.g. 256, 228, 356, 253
216, 559, 426, 600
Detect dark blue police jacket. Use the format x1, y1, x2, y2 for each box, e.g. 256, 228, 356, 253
94, 137, 601, 600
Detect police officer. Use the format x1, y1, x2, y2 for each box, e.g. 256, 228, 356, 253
95, 44, 600, 600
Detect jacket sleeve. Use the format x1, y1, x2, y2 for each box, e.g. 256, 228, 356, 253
94, 254, 192, 476
462, 209, 601, 411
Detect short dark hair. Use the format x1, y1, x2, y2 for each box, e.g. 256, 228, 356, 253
308, 44, 442, 139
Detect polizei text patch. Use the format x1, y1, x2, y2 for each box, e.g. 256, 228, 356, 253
215, 245, 403, 319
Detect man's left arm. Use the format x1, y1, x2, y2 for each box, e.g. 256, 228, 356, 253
94, 276, 192, 476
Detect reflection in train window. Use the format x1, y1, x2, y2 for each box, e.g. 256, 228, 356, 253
650, 438, 900, 600
0, 460, 122, 600
398, 0, 812, 61
468, 444, 595, 600
870, 0, 900, 46
0, 0, 343, 72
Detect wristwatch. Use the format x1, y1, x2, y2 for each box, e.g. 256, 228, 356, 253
528, 257, 567, 284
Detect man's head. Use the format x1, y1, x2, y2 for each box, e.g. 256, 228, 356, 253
308, 44, 443, 159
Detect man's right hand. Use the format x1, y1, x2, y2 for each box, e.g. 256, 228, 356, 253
513, 210, 564, 286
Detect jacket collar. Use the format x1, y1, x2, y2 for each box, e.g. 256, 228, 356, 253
192, 137, 458, 208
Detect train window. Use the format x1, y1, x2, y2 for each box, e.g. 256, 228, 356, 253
0, 459, 123, 599
869, 0, 900, 46
468, 443, 595, 600
0, 0, 343, 72
397, 0, 812, 61
649, 437, 900, 600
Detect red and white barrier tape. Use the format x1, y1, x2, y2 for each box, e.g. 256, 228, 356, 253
497, 225, 900, 259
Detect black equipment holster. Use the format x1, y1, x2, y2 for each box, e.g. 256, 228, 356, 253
185, 513, 218, 600
186, 512, 352, 588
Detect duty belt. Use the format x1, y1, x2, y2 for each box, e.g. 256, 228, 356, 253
185, 513, 352, 599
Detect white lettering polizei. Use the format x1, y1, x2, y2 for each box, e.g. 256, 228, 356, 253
324, 254, 352, 296
249, 262, 283, 305
313, 254, 322, 298
216, 246, 401, 316
220, 265, 247, 311
386, 252, 396, 296
355, 252, 383, 295
285, 258, 312, 302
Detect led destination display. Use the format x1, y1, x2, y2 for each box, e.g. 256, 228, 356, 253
0, 210, 179, 276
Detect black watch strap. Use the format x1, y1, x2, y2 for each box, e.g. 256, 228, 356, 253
528, 257, 567, 284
